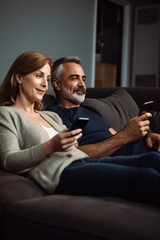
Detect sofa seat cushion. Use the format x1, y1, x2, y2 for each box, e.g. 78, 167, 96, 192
0, 170, 46, 205
4, 195, 160, 240
82, 89, 139, 131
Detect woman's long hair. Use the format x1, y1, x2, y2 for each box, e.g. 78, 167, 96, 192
0, 51, 53, 110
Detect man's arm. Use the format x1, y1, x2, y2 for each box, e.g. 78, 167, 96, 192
79, 113, 151, 158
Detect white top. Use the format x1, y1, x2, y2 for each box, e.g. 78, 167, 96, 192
41, 125, 58, 139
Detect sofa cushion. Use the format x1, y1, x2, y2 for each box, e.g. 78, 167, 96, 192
82, 89, 139, 131
4, 195, 160, 240
43, 92, 57, 110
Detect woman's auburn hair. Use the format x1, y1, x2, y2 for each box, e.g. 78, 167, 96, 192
0, 51, 53, 110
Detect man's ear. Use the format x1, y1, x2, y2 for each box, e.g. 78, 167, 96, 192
15, 73, 23, 84
52, 79, 61, 91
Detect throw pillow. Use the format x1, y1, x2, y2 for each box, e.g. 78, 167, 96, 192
82, 89, 139, 131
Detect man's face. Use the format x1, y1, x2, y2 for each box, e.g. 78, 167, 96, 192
57, 62, 86, 105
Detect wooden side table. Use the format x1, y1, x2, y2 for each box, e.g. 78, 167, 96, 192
95, 63, 117, 87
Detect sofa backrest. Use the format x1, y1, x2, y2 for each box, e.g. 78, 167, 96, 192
43, 87, 160, 132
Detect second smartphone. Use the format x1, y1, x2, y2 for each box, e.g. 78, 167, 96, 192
138, 101, 154, 116
70, 117, 89, 130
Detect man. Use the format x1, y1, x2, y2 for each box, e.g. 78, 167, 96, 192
47, 56, 160, 158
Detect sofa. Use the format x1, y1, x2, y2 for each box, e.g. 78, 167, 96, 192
1, 86, 160, 240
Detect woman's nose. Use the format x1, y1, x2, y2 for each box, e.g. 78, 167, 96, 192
41, 78, 48, 87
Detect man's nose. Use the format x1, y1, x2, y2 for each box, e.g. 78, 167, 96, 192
78, 78, 85, 86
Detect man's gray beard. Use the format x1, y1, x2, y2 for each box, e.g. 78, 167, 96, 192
61, 86, 85, 105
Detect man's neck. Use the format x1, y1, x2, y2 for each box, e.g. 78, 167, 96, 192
58, 103, 80, 108
58, 101, 80, 109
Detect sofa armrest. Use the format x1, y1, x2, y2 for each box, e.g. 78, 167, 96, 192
0, 170, 46, 205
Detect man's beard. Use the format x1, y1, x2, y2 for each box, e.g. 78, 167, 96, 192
61, 86, 86, 105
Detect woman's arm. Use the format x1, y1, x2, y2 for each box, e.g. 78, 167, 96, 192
0, 107, 82, 173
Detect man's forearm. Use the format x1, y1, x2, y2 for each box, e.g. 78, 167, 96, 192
78, 132, 132, 158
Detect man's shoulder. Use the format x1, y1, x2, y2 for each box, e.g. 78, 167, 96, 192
46, 105, 67, 114
46, 104, 61, 111
80, 104, 102, 116
46, 104, 102, 118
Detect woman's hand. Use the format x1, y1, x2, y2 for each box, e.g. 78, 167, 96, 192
43, 128, 82, 156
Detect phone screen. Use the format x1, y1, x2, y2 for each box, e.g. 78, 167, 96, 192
138, 101, 154, 116
70, 117, 89, 130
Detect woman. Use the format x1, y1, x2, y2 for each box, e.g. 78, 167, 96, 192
0, 51, 88, 191
0, 51, 160, 206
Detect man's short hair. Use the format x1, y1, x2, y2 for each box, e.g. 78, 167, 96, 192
52, 56, 82, 80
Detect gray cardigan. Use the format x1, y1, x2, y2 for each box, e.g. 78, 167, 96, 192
0, 106, 88, 192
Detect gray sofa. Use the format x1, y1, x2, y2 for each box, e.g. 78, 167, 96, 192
1, 87, 160, 240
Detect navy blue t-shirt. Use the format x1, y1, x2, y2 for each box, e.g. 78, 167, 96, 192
47, 105, 151, 156
47, 105, 112, 146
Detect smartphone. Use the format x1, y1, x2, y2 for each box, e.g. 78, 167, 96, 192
70, 117, 89, 130
138, 101, 154, 116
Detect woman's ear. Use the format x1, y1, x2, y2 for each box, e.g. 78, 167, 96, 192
52, 79, 61, 91
15, 73, 23, 84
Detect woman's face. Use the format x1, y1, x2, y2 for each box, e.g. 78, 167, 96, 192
17, 63, 51, 103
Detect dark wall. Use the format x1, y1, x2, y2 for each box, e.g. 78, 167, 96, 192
128, 0, 160, 7
97, 0, 160, 86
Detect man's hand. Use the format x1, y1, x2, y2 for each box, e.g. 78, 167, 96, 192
122, 112, 152, 142
145, 132, 160, 152
78, 112, 153, 158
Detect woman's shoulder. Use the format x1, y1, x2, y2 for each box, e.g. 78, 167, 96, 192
0, 106, 17, 124
0, 106, 12, 115
0, 106, 20, 115
0, 105, 9, 110
0, 106, 25, 122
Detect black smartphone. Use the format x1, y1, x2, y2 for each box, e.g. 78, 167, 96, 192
70, 117, 89, 130
138, 101, 154, 116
